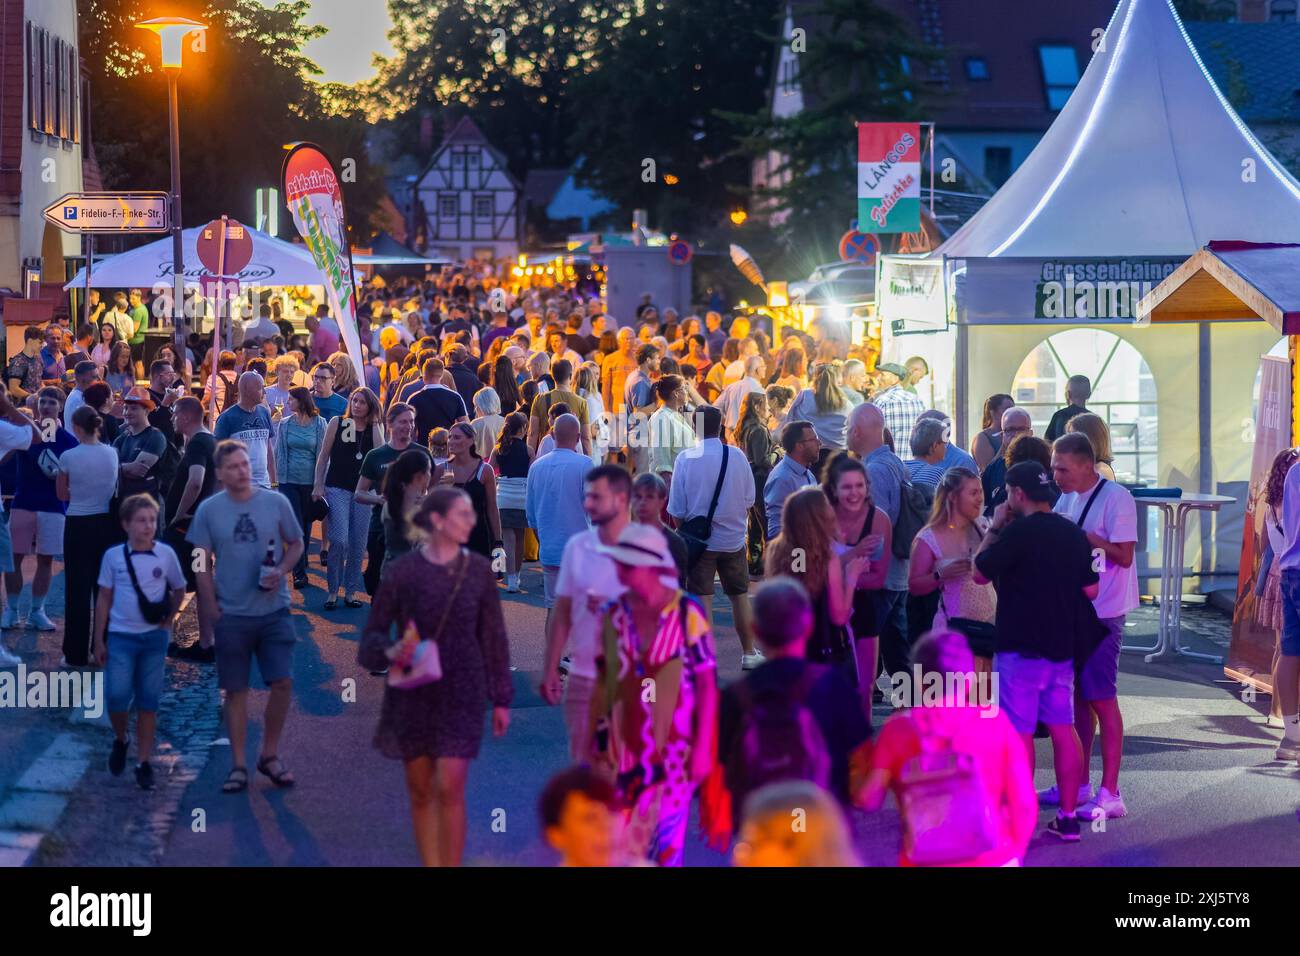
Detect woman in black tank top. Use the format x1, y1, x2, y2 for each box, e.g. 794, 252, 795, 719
315, 388, 384, 609
446, 422, 500, 559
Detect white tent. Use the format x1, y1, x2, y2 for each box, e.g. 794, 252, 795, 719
875, 0, 1300, 585
63, 225, 328, 290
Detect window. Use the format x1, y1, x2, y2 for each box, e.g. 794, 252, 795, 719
1038, 43, 1080, 111
69, 43, 79, 143
965, 57, 989, 81
438, 195, 457, 218
451, 152, 464, 167
27, 24, 39, 131
1271, 0, 1298, 21
43, 29, 54, 134
1012, 329, 1158, 485
467, 151, 480, 167
984, 146, 1012, 187
474, 195, 493, 220
778, 57, 798, 94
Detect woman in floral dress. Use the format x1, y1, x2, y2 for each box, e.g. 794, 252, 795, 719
360, 486, 512, 866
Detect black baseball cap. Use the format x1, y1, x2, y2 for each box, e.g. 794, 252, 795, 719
1004, 461, 1055, 503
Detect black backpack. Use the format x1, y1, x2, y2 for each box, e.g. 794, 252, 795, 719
890, 456, 933, 559
725, 666, 832, 809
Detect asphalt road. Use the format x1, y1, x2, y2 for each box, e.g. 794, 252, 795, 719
157, 555, 1300, 867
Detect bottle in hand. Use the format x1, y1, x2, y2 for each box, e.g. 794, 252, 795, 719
258, 538, 277, 590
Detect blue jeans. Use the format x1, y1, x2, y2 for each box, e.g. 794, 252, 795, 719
105, 628, 170, 713
1279, 569, 1300, 656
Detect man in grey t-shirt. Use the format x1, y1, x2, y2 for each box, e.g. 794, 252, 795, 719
188, 440, 303, 794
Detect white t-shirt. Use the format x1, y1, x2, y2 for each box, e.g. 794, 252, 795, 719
1053, 477, 1139, 620
554, 528, 626, 680
58, 443, 119, 516
63, 388, 86, 430
97, 541, 186, 634
0, 418, 32, 458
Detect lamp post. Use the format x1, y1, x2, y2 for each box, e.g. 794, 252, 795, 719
135, 16, 207, 354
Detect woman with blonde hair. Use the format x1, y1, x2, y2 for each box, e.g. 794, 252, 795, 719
908, 467, 996, 673
327, 350, 360, 398
469, 387, 505, 460
733, 780, 860, 867
787, 362, 855, 455
765, 487, 866, 674
1066, 413, 1116, 480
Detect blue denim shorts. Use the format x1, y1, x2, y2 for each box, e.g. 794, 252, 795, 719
105, 628, 170, 712
0, 508, 14, 575
214, 609, 297, 692
995, 651, 1075, 735
1279, 570, 1300, 657
1077, 615, 1125, 702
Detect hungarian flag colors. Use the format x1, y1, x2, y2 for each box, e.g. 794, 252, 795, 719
857, 122, 922, 234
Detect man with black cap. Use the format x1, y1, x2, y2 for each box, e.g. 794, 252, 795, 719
972, 460, 1099, 843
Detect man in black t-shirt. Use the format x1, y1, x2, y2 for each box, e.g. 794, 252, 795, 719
408, 356, 468, 445
164, 396, 218, 661
973, 461, 1098, 843
1044, 374, 1091, 442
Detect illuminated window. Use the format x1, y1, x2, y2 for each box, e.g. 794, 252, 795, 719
965, 57, 989, 81
1012, 328, 1158, 484
1038, 44, 1080, 112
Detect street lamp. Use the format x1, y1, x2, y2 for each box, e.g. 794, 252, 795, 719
135, 16, 207, 353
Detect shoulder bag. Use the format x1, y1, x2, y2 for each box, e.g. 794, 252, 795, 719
121, 545, 173, 625
1071, 478, 1110, 669
679, 444, 729, 568
383, 549, 467, 689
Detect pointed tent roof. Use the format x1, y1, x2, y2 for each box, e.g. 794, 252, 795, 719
936, 0, 1300, 259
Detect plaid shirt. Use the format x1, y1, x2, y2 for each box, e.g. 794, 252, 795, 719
872, 387, 927, 461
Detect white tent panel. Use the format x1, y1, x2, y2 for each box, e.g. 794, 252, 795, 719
937, 0, 1300, 259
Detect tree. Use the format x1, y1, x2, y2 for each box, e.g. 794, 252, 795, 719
726, 0, 939, 267
368, 0, 617, 178
564, 0, 781, 235
79, 0, 387, 240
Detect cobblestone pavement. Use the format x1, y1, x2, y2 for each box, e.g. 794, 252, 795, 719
19, 601, 221, 867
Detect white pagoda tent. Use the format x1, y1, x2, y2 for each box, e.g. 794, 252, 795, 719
876, 0, 1300, 584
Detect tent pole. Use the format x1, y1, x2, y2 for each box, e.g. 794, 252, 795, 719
1198, 323, 1212, 575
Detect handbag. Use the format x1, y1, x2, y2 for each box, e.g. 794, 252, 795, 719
679, 444, 729, 568
121, 545, 173, 625
385, 549, 467, 690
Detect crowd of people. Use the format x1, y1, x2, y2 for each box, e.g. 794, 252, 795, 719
2, 268, 1294, 867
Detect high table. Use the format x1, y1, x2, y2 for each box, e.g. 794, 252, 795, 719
1130, 494, 1236, 663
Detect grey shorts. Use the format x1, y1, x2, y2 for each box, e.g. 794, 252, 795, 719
995, 651, 1074, 735
214, 608, 297, 692
1077, 615, 1124, 702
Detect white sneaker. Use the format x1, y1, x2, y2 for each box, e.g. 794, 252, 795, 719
1276, 738, 1300, 761
29, 609, 55, 631
0, 606, 19, 630
741, 650, 766, 671
0, 644, 20, 667
1075, 786, 1127, 820
1038, 783, 1092, 807
505, 574, 520, 593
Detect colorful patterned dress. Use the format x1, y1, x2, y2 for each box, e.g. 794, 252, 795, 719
595, 590, 716, 866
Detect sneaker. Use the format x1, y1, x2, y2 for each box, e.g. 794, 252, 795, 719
109, 738, 128, 776
557, 656, 572, 676
29, 609, 55, 631
368, 667, 389, 677
1037, 783, 1092, 807
1075, 786, 1127, 821
293, 573, 308, 589
1276, 738, 1300, 761
741, 650, 766, 671
134, 761, 155, 791
504, 574, 520, 593
1045, 812, 1081, 842
0, 606, 20, 629
0, 644, 20, 667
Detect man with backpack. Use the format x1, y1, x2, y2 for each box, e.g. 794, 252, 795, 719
719, 577, 871, 818
848, 402, 929, 680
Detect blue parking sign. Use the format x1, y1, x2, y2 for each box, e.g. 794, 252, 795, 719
65, 206, 77, 220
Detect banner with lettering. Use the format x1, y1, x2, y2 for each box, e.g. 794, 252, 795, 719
1226, 354, 1291, 693
281, 144, 364, 378
857, 122, 921, 234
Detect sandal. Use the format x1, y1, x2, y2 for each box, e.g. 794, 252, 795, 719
222, 767, 248, 793
323, 598, 337, 611
257, 755, 295, 788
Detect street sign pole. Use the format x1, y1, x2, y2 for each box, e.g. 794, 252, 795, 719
168, 70, 186, 355
82, 234, 92, 328
207, 215, 229, 427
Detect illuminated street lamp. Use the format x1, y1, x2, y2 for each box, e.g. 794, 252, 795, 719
135, 16, 208, 352
729, 208, 748, 226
